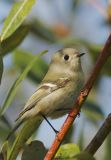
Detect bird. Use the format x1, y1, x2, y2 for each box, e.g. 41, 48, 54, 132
6, 47, 85, 140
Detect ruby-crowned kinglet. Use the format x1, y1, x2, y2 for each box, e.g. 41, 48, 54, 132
7, 48, 85, 139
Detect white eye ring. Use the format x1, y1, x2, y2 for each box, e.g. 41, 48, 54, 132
64, 54, 69, 61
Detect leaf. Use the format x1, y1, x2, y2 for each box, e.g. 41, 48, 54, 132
8, 116, 43, 160
2, 24, 30, 56
0, 50, 48, 116
0, 141, 8, 160
0, 38, 3, 84
55, 143, 80, 159
13, 50, 48, 83
0, 54, 3, 84
21, 140, 47, 160
73, 151, 96, 160
104, 134, 111, 160
1, 0, 36, 41
0, 115, 12, 140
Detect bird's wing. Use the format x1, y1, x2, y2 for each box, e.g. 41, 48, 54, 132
16, 77, 70, 120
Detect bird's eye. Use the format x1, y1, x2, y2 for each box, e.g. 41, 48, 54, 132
64, 54, 69, 61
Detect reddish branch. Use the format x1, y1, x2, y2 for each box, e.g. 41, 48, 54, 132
84, 113, 111, 155
44, 34, 111, 160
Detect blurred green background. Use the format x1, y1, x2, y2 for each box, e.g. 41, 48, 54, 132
0, 0, 111, 160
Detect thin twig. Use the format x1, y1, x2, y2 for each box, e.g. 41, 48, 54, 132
84, 113, 111, 155
44, 34, 111, 160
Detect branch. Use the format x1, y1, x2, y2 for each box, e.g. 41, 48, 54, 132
84, 113, 111, 155
44, 33, 111, 160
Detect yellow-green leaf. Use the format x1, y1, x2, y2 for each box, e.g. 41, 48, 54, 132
55, 143, 80, 159
8, 116, 43, 160
0, 50, 47, 116
0, 38, 3, 84
1, 0, 36, 41
0, 141, 8, 160
13, 50, 48, 83
2, 24, 30, 56
21, 140, 47, 160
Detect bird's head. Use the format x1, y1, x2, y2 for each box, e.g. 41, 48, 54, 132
51, 48, 85, 73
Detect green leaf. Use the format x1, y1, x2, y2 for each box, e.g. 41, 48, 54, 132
0, 115, 12, 140
1, 0, 36, 41
0, 54, 3, 84
73, 151, 96, 160
0, 141, 8, 160
13, 50, 48, 83
0, 115, 12, 130
21, 140, 47, 160
2, 24, 30, 56
8, 116, 43, 160
104, 134, 111, 160
0, 38, 3, 84
55, 143, 80, 159
0, 50, 48, 116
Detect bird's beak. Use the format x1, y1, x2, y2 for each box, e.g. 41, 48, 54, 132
77, 53, 85, 57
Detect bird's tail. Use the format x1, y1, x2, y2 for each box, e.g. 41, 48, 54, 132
6, 119, 25, 141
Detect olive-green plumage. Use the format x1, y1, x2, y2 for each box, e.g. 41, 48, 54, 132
17, 48, 84, 120
7, 48, 85, 160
